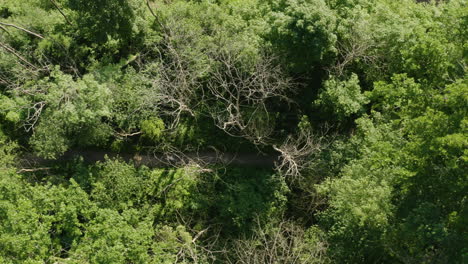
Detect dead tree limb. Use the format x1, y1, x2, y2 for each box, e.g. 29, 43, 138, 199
115, 131, 142, 138
0, 42, 39, 70
49, 0, 72, 25
206, 53, 293, 145
0, 24, 10, 35
146, 0, 166, 31
227, 217, 329, 264
329, 21, 382, 77
24, 101, 46, 132
0, 22, 44, 39
17, 167, 51, 174
273, 128, 328, 181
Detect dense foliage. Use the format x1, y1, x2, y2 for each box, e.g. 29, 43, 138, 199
0, 0, 466, 263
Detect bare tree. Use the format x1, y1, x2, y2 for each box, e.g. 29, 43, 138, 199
143, 8, 210, 130
329, 20, 382, 77
144, 4, 294, 145
227, 217, 329, 264
273, 127, 329, 181
206, 52, 293, 145
169, 212, 227, 264
145, 59, 203, 130
147, 48, 293, 146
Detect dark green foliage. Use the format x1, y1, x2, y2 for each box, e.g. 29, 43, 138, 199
265, 0, 337, 72
0, 0, 466, 263
314, 73, 368, 121
203, 167, 289, 234
318, 75, 467, 262
67, 0, 135, 44
25, 69, 113, 158
0, 158, 207, 263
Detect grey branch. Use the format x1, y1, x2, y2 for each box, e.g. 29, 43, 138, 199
0, 42, 39, 70
49, 0, 72, 25
0, 21, 44, 39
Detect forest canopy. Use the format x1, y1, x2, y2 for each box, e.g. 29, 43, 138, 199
0, 0, 466, 263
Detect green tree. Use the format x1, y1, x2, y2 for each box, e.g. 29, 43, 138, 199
265, 0, 337, 72
314, 73, 368, 120
24, 69, 112, 158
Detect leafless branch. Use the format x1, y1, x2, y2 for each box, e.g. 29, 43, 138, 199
0, 21, 44, 39
115, 130, 142, 138
17, 167, 51, 173
273, 126, 331, 181
24, 101, 46, 132
329, 21, 382, 77
0, 42, 39, 70
49, 0, 72, 25
146, 0, 166, 31
143, 14, 208, 129
142, 143, 217, 174
227, 217, 329, 264
206, 52, 293, 145
142, 10, 295, 153
172, 212, 225, 263
0, 24, 10, 35
154, 222, 221, 263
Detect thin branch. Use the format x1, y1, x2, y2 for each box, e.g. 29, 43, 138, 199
0, 22, 44, 39
0, 24, 10, 35
192, 228, 209, 243
146, 0, 166, 30
17, 167, 51, 174
24, 101, 46, 132
0, 42, 39, 70
273, 127, 329, 181
115, 131, 142, 138
49, 0, 72, 25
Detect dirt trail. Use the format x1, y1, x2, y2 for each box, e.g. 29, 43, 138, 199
21, 150, 279, 168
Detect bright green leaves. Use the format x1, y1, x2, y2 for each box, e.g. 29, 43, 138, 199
399, 31, 452, 86
69, 209, 154, 264
204, 168, 289, 233
105, 67, 154, 136
72, 159, 207, 264
64, 0, 147, 63
141, 118, 165, 142
368, 74, 425, 119
4, 111, 19, 123
0, 158, 209, 263
0, 175, 92, 263
67, 0, 134, 44
0, 96, 25, 163
154, 0, 266, 70
90, 158, 201, 220
319, 135, 403, 229
0, 0, 466, 263
315, 73, 368, 120
325, 0, 466, 89
151, 225, 208, 264
397, 1, 467, 87
390, 77, 467, 261
0, 95, 22, 124
26, 69, 112, 158
266, 0, 337, 72
318, 71, 467, 262
317, 113, 409, 262
0, 139, 17, 169
91, 158, 144, 211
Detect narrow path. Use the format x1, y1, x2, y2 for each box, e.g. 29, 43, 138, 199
21, 150, 279, 168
